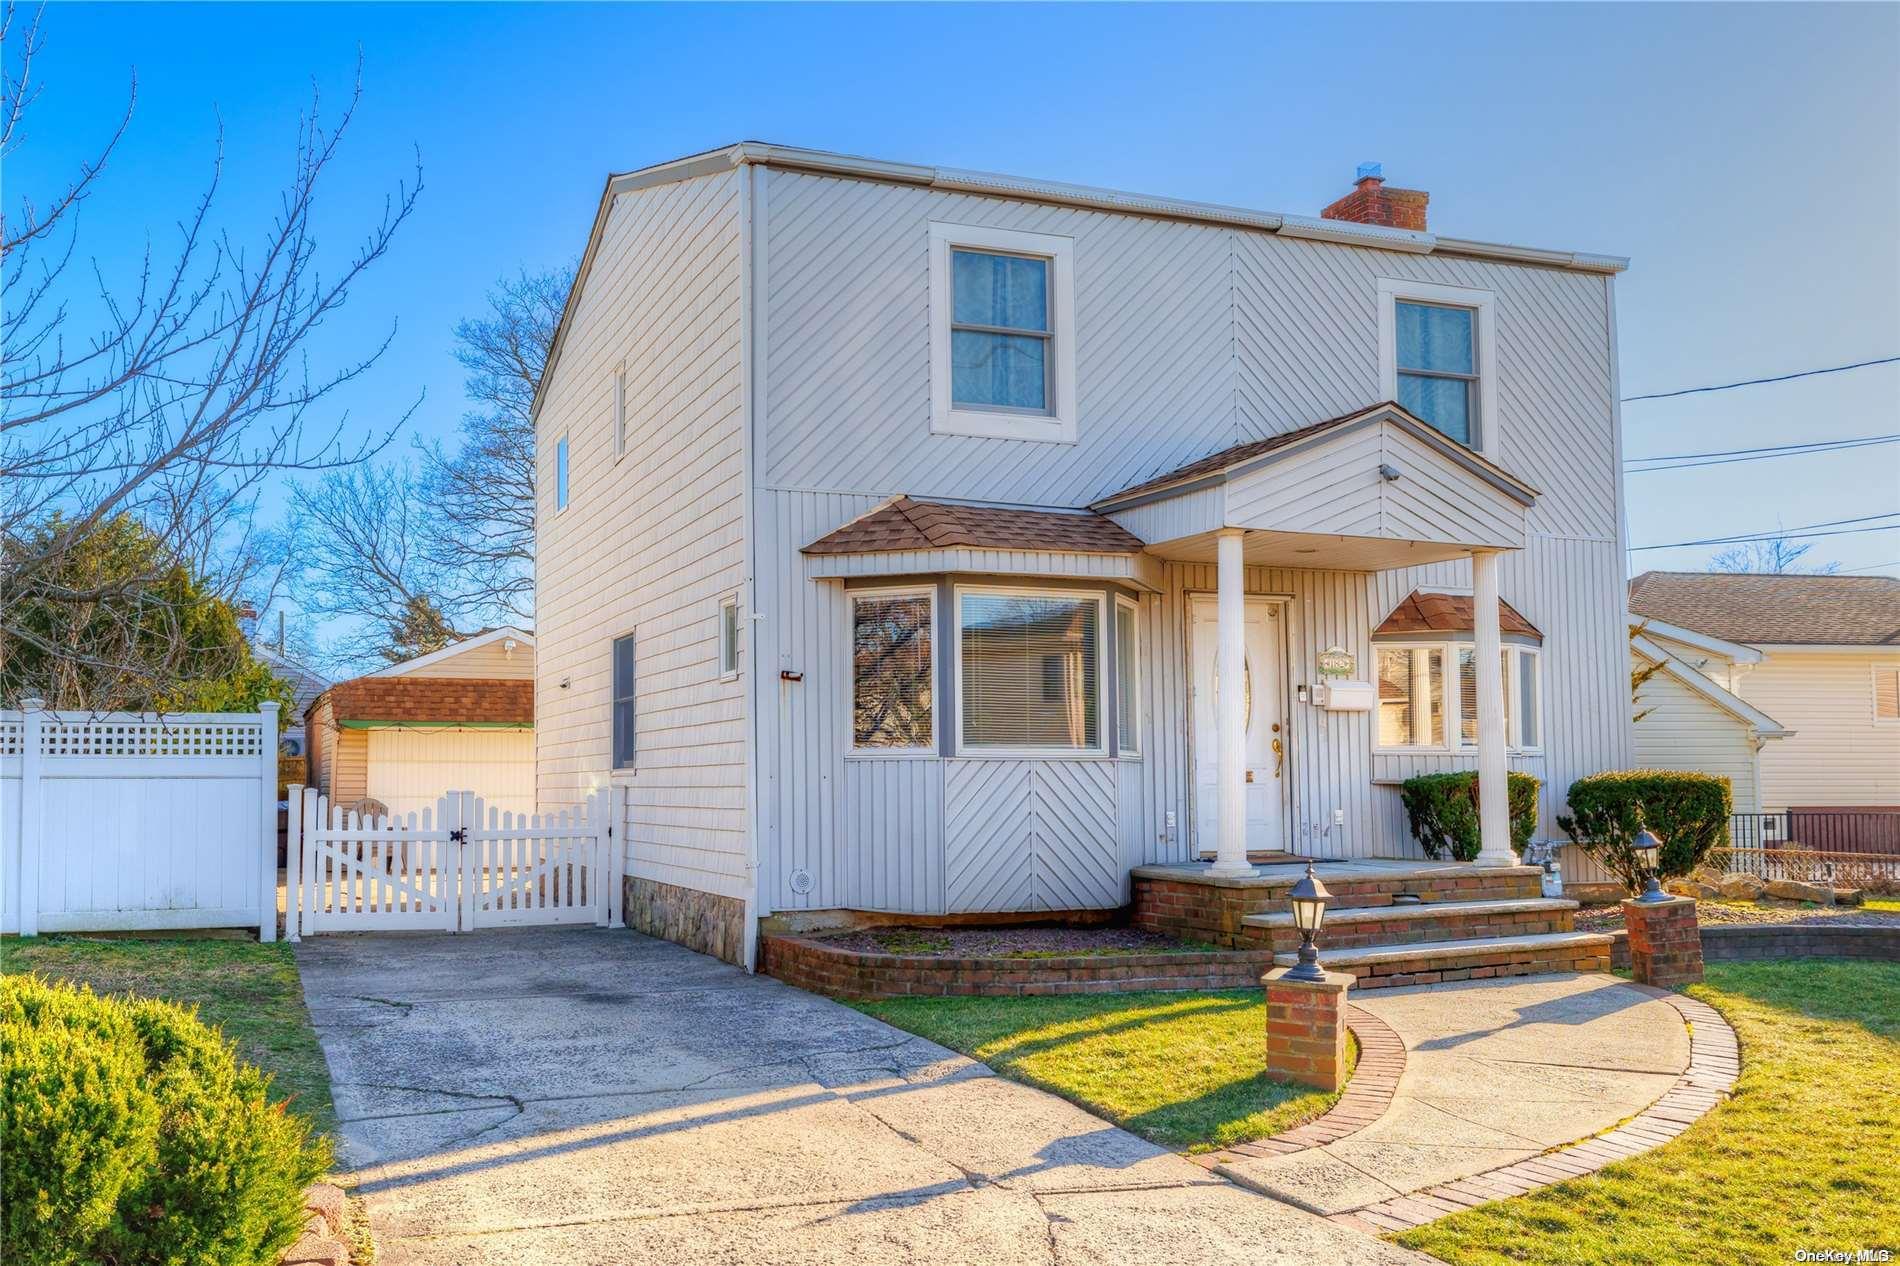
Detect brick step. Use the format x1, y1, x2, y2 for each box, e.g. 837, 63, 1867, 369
1240, 897, 1579, 952
1275, 931, 1616, 990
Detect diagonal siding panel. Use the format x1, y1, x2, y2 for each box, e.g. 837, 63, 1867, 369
1032, 761, 1121, 910
944, 760, 1034, 912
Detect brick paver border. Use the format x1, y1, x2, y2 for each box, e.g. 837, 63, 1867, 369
1327, 986, 1740, 1235
1186, 1004, 1408, 1171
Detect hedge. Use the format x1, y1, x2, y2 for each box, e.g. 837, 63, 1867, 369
1399, 770, 1541, 862
0, 974, 330, 1266
1557, 769, 1732, 895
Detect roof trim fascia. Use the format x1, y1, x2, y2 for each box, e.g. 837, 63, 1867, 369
1632, 634, 1792, 738
1626, 615, 1763, 664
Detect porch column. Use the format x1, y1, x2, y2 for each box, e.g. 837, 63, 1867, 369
1210, 528, 1252, 876
1470, 549, 1515, 866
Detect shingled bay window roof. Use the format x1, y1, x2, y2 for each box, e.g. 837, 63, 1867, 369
1374, 591, 1542, 640
311, 677, 534, 728
803, 496, 1145, 557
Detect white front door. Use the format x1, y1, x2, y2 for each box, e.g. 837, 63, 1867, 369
1190, 596, 1283, 857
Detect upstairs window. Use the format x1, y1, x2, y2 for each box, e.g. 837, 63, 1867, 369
555, 434, 570, 510
1378, 278, 1497, 454
930, 224, 1076, 444
957, 587, 1103, 754
1396, 302, 1477, 446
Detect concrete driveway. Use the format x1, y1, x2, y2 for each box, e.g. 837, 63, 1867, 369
297, 927, 1428, 1265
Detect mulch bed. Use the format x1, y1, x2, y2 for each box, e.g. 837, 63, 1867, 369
1575, 901, 1900, 934
814, 925, 1208, 958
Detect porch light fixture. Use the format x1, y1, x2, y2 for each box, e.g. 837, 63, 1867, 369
1285, 861, 1334, 981
1633, 827, 1669, 903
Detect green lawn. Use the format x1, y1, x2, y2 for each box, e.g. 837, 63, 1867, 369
856, 989, 1352, 1152
1397, 959, 1899, 1266
0, 935, 336, 1137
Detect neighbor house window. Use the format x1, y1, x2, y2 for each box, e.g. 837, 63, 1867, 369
1876, 666, 1900, 722
555, 434, 570, 510
1379, 278, 1496, 453
851, 589, 935, 752
957, 588, 1103, 753
611, 633, 636, 768
1376, 642, 1541, 753
929, 223, 1076, 443
719, 597, 741, 679
1115, 597, 1141, 756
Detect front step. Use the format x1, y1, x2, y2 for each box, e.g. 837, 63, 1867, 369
1274, 931, 1616, 990
1241, 897, 1580, 952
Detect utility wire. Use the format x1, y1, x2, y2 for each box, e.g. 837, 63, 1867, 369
1622, 356, 1900, 403
1627, 431, 1900, 464
1626, 433, 1900, 472
1631, 513, 1900, 552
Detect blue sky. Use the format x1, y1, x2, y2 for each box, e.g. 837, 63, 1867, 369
20, 2, 1900, 634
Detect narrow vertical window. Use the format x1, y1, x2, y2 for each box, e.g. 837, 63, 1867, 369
719, 597, 741, 678
611, 634, 636, 769
555, 434, 570, 510
1115, 597, 1141, 756
1875, 666, 1899, 721
852, 590, 935, 751
613, 364, 627, 457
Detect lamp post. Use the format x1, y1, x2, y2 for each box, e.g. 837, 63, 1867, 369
1633, 827, 1669, 903
1284, 861, 1334, 982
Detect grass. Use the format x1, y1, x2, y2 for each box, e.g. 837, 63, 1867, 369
1396, 959, 1899, 1266
856, 989, 1353, 1152
0, 934, 336, 1137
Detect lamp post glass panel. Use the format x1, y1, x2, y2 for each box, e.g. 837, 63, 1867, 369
1634, 827, 1669, 903
1286, 862, 1334, 981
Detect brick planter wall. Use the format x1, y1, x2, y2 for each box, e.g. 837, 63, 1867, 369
1623, 896, 1704, 988
760, 933, 1276, 1000
1243, 905, 1575, 953
1608, 923, 1900, 969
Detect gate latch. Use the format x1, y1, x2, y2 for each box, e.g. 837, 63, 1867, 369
449, 828, 468, 844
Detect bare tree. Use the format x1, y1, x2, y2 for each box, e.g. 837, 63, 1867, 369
0, 4, 420, 701
1710, 532, 1841, 576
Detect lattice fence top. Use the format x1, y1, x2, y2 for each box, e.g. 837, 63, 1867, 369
31, 715, 265, 759
0, 720, 21, 757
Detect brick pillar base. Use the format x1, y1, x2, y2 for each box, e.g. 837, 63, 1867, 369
1623, 895, 1704, 989
1264, 967, 1354, 1091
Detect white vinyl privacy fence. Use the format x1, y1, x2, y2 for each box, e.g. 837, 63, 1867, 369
1, 701, 280, 938
284, 785, 625, 938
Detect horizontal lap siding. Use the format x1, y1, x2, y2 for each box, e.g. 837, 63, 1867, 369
393, 641, 533, 680
535, 170, 749, 902
1739, 653, 1900, 810
752, 167, 1628, 912
1632, 662, 1761, 813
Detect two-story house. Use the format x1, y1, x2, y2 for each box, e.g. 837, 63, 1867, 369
532, 145, 1634, 971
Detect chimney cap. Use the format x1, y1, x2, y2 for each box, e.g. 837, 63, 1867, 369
1355, 161, 1384, 183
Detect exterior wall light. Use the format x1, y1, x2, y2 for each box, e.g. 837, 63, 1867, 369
1633, 826, 1669, 903
1285, 860, 1334, 981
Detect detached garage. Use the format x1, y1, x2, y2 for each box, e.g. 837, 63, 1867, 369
304, 628, 535, 819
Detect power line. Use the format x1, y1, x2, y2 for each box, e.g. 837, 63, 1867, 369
1622, 356, 1900, 403
1627, 431, 1900, 465
1626, 433, 1900, 472
1630, 513, 1900, 552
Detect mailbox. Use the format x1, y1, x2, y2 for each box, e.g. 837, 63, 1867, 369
1316, 680, 1374, 712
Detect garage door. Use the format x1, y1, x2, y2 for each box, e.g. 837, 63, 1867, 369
365, 729, 535, 820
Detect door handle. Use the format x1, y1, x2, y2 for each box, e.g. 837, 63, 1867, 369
1271, 737, 1284, 778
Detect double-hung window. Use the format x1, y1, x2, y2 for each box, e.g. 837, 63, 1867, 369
956, 587, 1104, 754
1376, 642, 1541, 753
851, 589, 936, 752
929, 224, 1077, 443
1378, 278, 1496, 452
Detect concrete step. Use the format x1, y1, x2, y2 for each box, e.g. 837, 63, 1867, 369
1241, 897, 1579, 952
1274, 930, 1616, 990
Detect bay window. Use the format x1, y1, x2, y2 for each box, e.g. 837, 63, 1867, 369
1115, 597, 1141, 756
957, 587, 1103, 753
851, 589, 935, 752
1376, 642, 1542, 753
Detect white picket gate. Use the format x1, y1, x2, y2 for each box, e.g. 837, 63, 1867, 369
285, 785, 624, 938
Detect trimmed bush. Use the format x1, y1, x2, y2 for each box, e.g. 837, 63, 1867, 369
1399, 770, 1541, 862
0, 975, 330, 1266
1557, 769, 1732, 896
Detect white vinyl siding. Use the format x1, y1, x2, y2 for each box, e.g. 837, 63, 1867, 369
365, 730, 535, 820
1733, 652, 1900, 810
1631, 658, 1762, 814
534, 167, 749, 902
386, 638, 534, 680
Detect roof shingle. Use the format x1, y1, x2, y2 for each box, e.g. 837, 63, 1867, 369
1374, 591, 1543, 640
313, 677, 534, 726
803, 497, 1144, 557
1628, 571, 1900, 646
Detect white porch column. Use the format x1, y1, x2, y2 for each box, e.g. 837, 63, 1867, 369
1210, 529, 1252, 876
1470, 550, 1515, 866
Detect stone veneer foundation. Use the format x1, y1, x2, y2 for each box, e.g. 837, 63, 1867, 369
624, 876, 746, 966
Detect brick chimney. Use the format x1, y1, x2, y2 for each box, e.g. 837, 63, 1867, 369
1320, 162, 1428, 232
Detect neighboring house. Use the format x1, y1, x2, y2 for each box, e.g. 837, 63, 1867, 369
253, 646, 330, 757
533, 145, 1635, 966
1629, 572, 1900, 822
304, 627, 535, 819
1628, 626, 1790, 815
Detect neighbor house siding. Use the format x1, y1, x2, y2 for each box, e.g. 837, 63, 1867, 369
1632, 659, 1762, 814
1735, 652, 1900, 811
393, 640, 533, 680
303, 698, 366, 805
534, 168, 750, 903
749, 166, 1629, 914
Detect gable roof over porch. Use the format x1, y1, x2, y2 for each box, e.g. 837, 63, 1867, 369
1091, 402, 1539, 570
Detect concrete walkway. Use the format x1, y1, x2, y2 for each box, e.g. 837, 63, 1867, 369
297, 928, 1431, 1265
1218, 974, 1691, 1215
